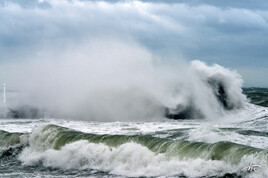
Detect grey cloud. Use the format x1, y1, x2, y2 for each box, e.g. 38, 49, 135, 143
0, 0, 268, 86
0, 0, 51, 9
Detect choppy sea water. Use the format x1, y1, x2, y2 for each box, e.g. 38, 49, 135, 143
0, 88, 267, 178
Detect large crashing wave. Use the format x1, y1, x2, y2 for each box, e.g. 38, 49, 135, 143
165, 60, 247, 119
0, 40, 248, 120
0, 60, 247, 120
0, 125, 267, 177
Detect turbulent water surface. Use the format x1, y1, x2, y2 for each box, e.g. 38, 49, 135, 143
0, 88, 267, 178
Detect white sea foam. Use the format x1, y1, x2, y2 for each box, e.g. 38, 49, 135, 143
18, 140, 230, 177
18, 139, 267, 177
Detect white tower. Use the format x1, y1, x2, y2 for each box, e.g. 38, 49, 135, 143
3, 83, 6, 104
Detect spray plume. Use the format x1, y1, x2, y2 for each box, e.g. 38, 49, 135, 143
0, 39, 246, 121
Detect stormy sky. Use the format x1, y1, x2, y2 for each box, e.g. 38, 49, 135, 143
1, 0, 268, 87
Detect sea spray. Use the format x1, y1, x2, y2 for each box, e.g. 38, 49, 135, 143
0, 40, 247, 121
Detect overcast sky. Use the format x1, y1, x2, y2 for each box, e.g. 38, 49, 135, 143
1, 0, 268, 87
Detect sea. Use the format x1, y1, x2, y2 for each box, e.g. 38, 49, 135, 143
0, 88, 267, 178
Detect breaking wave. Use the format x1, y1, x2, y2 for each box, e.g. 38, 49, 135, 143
165, 60, 247, 119
1, 59, 248, 120
0, 125, 267, 177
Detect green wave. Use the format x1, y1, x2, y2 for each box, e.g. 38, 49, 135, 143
0, 125, 267, 165
0, 130, 26, 148
26, 124, 267, 165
